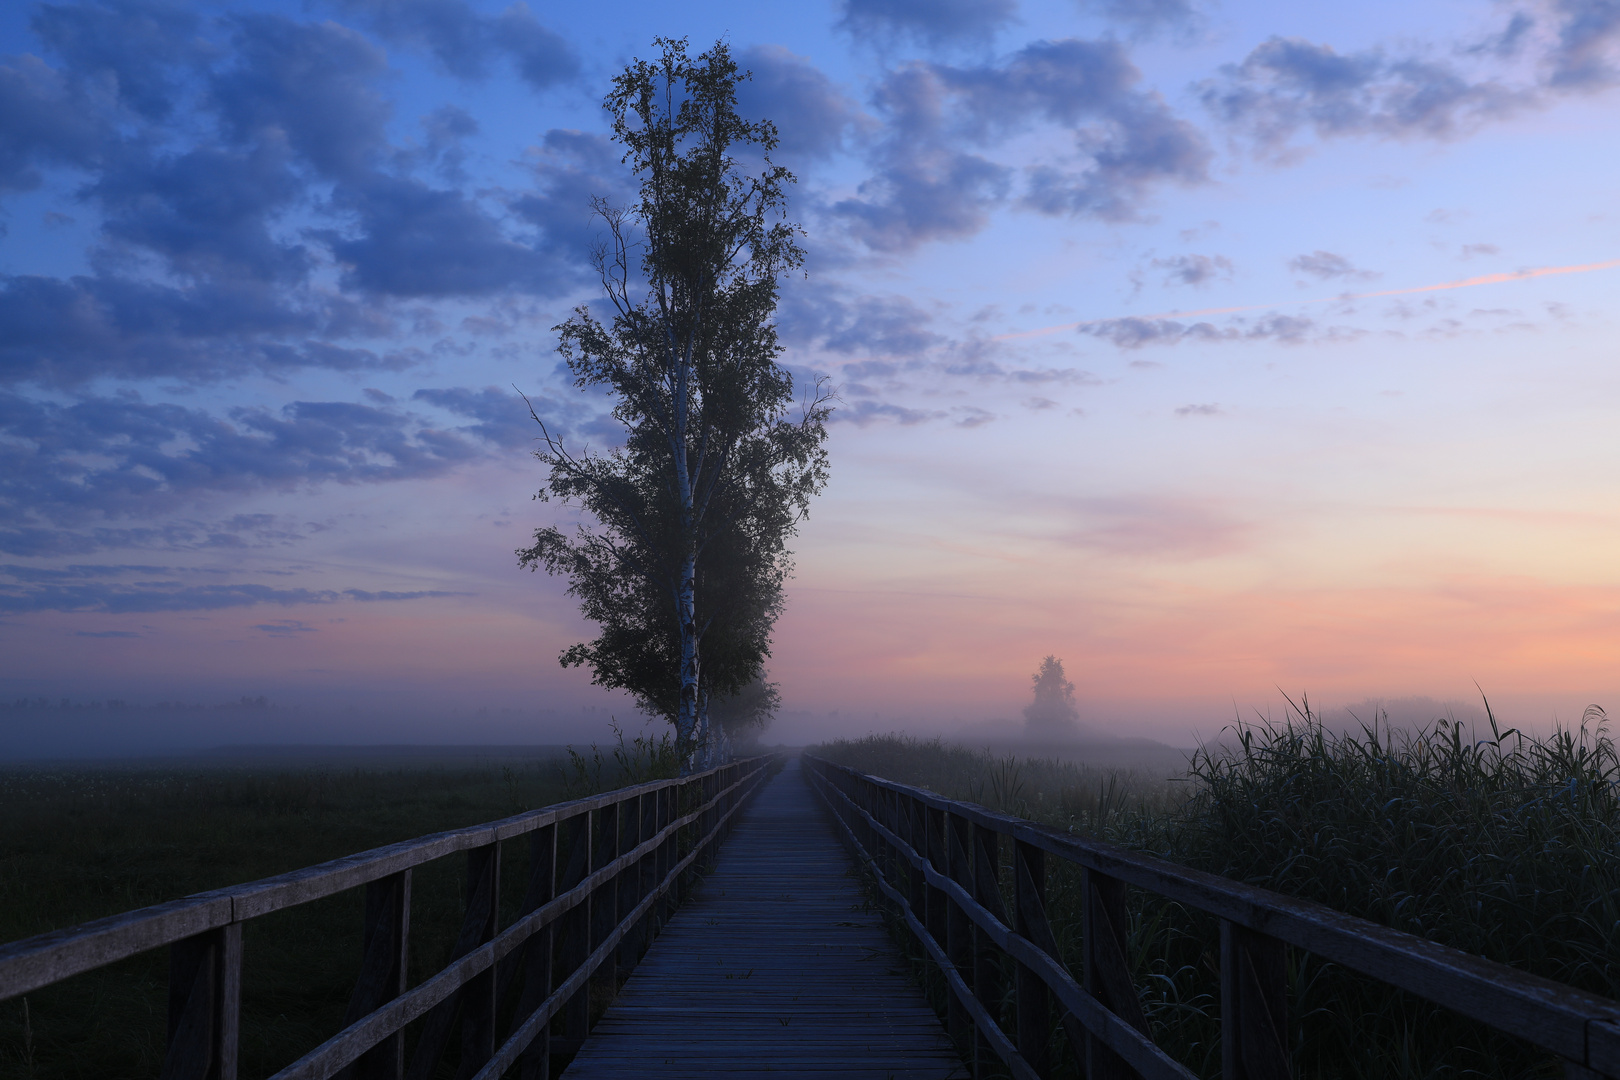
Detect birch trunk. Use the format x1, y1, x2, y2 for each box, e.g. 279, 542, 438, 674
676, 548, 700, 763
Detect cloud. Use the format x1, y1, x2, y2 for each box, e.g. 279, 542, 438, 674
1288, 250, 1379, 280
736, 46, 869, 162
781, 287, 945, 355
831, 401, 946, 426
0, 581, 464, 614
0, 273, 414, 386
510, 129, 637, 267
1, 563, 175, 582
0, 52, 111, 193
412, 386, 539, 447
1195, 5, 1620, 156
325, 174, 578, 297
211, 15, 393, 182
836, 40, 1210, 249
836, 0, 1018, 49
1152, 253, 1233, 286
254, 618, 315, 634
953, 405, 996, 427
0, 391, 495, 537
834, 65, 1011, 251
1075, 0, 1200, 38
1545, 0, 1620, 88
88, 141, 311, 283
333, 0, 579, 90
31, 0, 207, 120
1082, 313, 1321, 347
0, 521, 301, 558
1175, 402, 1222, 416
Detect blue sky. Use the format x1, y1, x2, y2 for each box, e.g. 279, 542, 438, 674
3, 0, 1619, 748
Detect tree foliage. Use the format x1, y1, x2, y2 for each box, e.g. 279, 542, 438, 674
1024, 655, 1080, 737
518, 38, 830, 765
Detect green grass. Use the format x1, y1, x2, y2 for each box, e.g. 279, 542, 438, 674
0, 749, 634, 1080
817, 703, 1619, 1079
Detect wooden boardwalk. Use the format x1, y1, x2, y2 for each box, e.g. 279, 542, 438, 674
562, 756, 969, 1079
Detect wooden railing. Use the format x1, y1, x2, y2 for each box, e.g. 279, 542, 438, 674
0, 755, 775, 1080
803, 754, 1620, 1080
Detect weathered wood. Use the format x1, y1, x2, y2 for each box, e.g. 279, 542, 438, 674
1013, 841, 1052, 1078
404, 843, 499, 1080
1085, 869, 1150, 1080
161, 923, 241, 1080
264, 761, 772, 1080
0, 894, 232, 1001
806, 757, 1250, 1080
0, 763, 758, 1007
340, 870, 410, 1080
945, 812, 974, 1055
561, 759, 967, 1079
970, 824, 1006, 1080
1222, 920, 1291, 1080
589, 801, 619, 1010
458, 843, 500, 1079
556, 809, 592, 1046
613, 795, 640, 978
806, 756, 1620, 1075
513, 825, 556, 1080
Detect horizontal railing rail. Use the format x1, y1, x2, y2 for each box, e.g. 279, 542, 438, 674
803, 753, 1620, 1080
1, 754, 777, 1080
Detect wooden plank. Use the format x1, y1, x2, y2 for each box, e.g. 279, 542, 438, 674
0, 894, 232, 1000
562, 758, 968, 1080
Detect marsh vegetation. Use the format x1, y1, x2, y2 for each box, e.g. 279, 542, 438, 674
816, 702, 1620, 1078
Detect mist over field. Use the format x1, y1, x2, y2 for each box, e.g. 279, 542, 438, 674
3, 0, 1618, 759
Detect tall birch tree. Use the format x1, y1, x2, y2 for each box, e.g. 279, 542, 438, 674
518, 38, 830, 767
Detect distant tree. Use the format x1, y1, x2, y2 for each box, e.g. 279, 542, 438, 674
518, 38, 831, 768
1023, 655, 1080, 738
708, 674, 781, 751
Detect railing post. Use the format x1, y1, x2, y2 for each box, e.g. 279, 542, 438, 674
944, 812, 973, 1055
636, 789, 658, 960
1221, 920, 1291, 1080
925, 806, 949, 949
1083, 869, 1151, 1080
615, 793, 641, 978
514, 824, 555, 1080
161, 923, 241, 1080
658, 785, 676, 921
906, 796, 927, 934
971, 825, 1006, 1080
557, 810, 592, 1050
1014, 840, 1052, 1077
341, 869, 411, 1080
458, 842, 500, 1078
590, 802, 620, 1010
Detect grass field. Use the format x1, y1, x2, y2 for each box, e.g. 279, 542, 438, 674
816, 703, 1619, 1079
0, 745, 650, 1080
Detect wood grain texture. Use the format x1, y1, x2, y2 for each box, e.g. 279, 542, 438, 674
562, 758, 968, 1080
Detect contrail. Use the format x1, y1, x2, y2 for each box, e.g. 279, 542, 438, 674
992, 257, 1620, 342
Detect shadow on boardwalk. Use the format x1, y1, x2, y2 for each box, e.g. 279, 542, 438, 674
562, 756, 968, 1079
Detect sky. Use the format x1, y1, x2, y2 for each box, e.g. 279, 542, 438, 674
2, 0, 1619, 752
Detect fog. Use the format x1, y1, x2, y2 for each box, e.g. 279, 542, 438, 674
5, 682, 1565, 766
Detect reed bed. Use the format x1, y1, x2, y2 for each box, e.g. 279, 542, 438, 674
817, 701, 1619, 1079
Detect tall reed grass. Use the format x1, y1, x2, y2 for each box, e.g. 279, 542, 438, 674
818, 701, 1618, 1079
